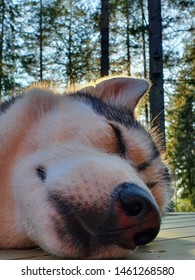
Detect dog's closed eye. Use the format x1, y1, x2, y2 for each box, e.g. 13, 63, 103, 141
109, 122, 126, 157
36, 166, 47, 182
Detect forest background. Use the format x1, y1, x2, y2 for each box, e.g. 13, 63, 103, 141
0, 0, 194, 211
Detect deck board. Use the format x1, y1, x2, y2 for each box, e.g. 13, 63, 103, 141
0, 212, 195, 260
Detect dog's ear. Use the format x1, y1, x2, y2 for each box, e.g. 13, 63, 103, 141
86, 77, 150, 111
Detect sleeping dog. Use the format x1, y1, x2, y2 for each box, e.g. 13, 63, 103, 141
0, 77, 173, 258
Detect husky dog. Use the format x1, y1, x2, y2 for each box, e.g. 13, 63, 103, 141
0, 77, 173, 258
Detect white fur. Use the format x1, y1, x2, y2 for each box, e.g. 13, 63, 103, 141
0, 77, 172, 258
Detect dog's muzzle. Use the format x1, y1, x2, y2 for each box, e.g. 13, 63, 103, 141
51, 183, 161, 251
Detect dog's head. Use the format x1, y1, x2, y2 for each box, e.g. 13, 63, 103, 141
12, 77, 173, 258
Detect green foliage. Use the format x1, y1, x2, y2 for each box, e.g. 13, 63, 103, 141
109, 0, 148, 77
0, 0, 193, 92
0, 0, 21, 97
176, 189, 195, 212
0, 0, 101, 91
167, 40, 195, 210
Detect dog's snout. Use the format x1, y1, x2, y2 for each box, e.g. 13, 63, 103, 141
50, 183, 161, 252
105, 183, 161, 249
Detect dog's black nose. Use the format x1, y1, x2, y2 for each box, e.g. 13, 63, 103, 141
105, 183, 161, 249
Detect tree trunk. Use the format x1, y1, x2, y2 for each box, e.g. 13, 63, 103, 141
140, 0, 147, 79
140, 0, 149, 124
0, 0, 5, 97
39, 0, 43, 81
148, 0, 165, 147
100, 0, 109, 76
125, 0, 131, 76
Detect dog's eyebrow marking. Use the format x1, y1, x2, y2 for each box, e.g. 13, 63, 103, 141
109, 123, 126, 157
146, 182, 158, 189
0, 95, 21, 115
137, 161, 150, 171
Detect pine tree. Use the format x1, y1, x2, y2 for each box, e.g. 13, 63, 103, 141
109, 0, 148, 78
46, 0, 100, 84
167, 40, 195, 210
18, 0, 56, 84
100, 0, 109, 76
162, 0, 194, 85
0, 0, 20, 97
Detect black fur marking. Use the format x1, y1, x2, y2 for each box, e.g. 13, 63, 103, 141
49, 194, 90, 248
137, 161, 151, 171
163, 167, 171, 183
0, 95, 20, 115
109, 123, 126, 157
151, 143, 160, 159
71, 92, 139, 128
146, 182, 158, 189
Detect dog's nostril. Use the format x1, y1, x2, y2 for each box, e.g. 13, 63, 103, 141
118, 184, 146, 217
134, 228, 160, 246
123, 200, 143, 216
36, 166, 47, 182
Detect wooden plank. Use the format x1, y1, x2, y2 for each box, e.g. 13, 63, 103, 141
0, 212, 195, 260
129, 237, 195, 260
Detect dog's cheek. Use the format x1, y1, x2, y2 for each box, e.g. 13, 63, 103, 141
11, 158, 79, 256
12, 158, 49, 238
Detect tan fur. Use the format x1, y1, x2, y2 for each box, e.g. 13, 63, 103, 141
0, 77, 173, 258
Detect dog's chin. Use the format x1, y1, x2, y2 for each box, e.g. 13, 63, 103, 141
87, 246, 135, 259
32, 215, 136, 259
39, 235, 135, 259
46, 245, 133, 260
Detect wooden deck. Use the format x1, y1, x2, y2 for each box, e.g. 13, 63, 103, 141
0, 212, 195, 260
